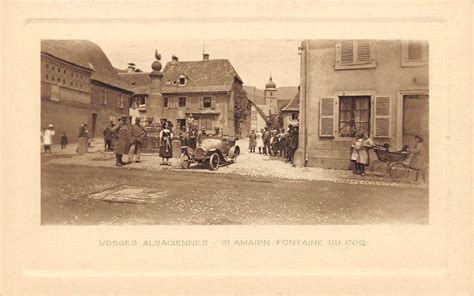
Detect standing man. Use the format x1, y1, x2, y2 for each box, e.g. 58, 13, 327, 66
112, 116, 131, 167
42, 124, 55, 153
128, 117, 147, 163
103, 122, 114, 151
248, 130, 257, 153
262, 127, 271, 155
288, 126, 299, 165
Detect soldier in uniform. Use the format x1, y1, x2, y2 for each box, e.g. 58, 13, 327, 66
128, 117, 147, 163
112, 116, 131, 167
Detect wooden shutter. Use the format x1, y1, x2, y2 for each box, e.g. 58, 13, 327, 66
185, 97, 190, 108
199, 97, 204, 109
373, 96, 391, 138
356, 41, 371, 64
319, 97, 336, 137
340, 41, 355, 65
211, 97, 216, 109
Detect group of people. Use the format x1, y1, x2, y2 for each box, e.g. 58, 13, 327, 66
350, 131, 426, 183
110, 115, 215, 168
350, 132, 375, 176
110, 116, 175, 167
248, 124, 299, 164
41, 124, 76, 153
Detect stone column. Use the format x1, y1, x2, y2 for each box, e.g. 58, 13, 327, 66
146, 50, 165, 124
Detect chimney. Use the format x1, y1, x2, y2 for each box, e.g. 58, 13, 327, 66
127, 63, 136, 73
203, 53, 210, 61
171, 55, 179, 63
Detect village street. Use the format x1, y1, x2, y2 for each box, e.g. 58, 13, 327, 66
41, 139, 428, 225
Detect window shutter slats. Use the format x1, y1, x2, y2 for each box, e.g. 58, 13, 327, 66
199, 98, 203, 109
185, 97, 190, 108
211, 97, 216, 109
319, 97, 336, 137
374, 96, 391, 138
356, 41, 371, 63
340, 41, 354, 65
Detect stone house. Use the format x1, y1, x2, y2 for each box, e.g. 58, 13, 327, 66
295, 40, 429, 170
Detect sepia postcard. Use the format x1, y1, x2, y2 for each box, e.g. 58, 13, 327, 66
1, 1, 472, 295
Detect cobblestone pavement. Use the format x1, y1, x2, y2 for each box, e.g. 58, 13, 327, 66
44, 138, 426, 189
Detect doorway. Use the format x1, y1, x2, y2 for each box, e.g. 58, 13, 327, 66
91, 113, 98, 138
402, 94, 429, 165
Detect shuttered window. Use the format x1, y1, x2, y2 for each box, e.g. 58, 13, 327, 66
373, 96, 391, 138
335, 40, 376, 70
319, 97, 336, 137
401, 40, 429, 67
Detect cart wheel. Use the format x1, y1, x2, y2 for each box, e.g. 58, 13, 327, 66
389, 163, 409, 179
180, 154, 191, 169
209, 152, 220, 171
371, 161, 389, 176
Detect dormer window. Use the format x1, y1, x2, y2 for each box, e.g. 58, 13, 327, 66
178, 75, 187, 86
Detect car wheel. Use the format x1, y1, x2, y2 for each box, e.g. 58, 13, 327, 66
180, 154, 191, 169
229, 146, 240, 162
209, 152, 220, 171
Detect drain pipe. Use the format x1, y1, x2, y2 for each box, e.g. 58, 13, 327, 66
303, 40, 309, 167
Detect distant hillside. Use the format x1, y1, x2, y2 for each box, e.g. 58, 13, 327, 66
243, 85, 298, 108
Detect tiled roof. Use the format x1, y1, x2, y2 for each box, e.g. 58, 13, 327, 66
161, 59, 243, 94
281, 89, 300, 112
41, 40, 132, 92
119, 72, 152, 95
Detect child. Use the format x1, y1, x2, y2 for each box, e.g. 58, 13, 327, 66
60, 132, 68, 149
351, 134, 361, 174
357, 132, 375, 176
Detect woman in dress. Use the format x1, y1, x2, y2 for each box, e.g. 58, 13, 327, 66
357, 132, 375, 176
256, 129, 264, 154
409, 134, 426, 184
159, 122, 173, 166
76, 123, 89, 154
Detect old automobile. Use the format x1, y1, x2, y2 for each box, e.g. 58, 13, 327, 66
180, 136, 240, 170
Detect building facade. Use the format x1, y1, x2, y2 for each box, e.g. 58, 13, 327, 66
41, 40, 133, 142
281, 88, 300, 128
295, 40, 429, 170
119, 67, 150, 126
41, 44, 93, 144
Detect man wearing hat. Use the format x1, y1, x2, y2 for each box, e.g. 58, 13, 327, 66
128, 117, 147, 163
42, 124, 55, 153
112, 116, 131, 167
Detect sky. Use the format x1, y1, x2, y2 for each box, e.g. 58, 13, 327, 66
91, 39, 301, 88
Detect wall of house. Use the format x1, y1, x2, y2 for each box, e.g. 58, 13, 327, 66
282, 111, 299, 129
297, 40, 429, 169
161, 92, 235, 135
250, 106, 269, 132
90, 82, 131, 139
40, 55, 92, 144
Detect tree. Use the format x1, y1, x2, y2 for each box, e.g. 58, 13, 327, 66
233, 84, 252, 136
